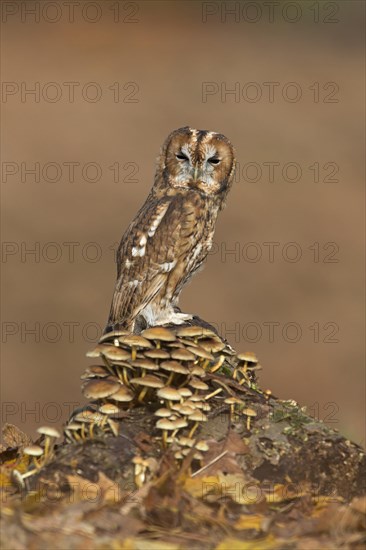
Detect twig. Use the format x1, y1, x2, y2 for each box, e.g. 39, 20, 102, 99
191, 450, 228, 478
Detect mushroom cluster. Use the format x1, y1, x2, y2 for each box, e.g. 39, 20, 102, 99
65, 326, 259, 445
13, 426, 61, 488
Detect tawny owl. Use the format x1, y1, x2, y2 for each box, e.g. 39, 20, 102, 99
105, 126, 236, 334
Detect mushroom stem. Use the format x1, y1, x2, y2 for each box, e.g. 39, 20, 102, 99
166, 372, 174, 386
238, 361, 249, 383
213, 378, 232, 394
210, 355, 225, 373
189, 422, 199, 439
11, 469, 26, 490
43, 437, 50, 457
138, 387, 148, 403
21, 468, 38, 480
73, 430, 81, 442
205, 388, 223, 400
122, 367, 130, 386
100, 415, 108, 428
89, 423, 95, 438
101, 356, 115, 376
115, 367, 123, 382
66, 429, 81, 442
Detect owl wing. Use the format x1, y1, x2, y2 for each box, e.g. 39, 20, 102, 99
107, 192, 202, 329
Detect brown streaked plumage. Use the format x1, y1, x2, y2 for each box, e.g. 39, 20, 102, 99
105, 127, 236, 333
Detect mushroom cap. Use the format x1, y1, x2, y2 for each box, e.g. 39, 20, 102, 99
141, 327, 176, 342
86, 344, 107, 358
119, 335, 152, 349
166, 341, 185, 349
102, 346, 130, 361
186, 400, 208, 411
189, 378, 209, 391
11, 469, 25, 486
81, 365, 109, 379
157, 387, 182, 401
170, 348, 196, 361
130, 374, 164, 388
65, 422, 81, 431
187, 346, 214, 361
178, 337, 200, 347
37, 426, 60, 438
99, 403, 120, 415
24, 445, 44, 457
74, 409, 104, 423
82, 378, 121, 399
110, 386, 134, 402
155, 418, 177, 430
190, 366, 206, 377
178, 387, 193, 398
160, 360, 189, 375
171, 418, 188, 429
187, 395, 205, 402
130, 375, 165, 388
243, 364, 262, 371
176, 326, 216, 338
224, 397, 243, 405
195, 441, 209, 451
182, 448, 204, 460
131, 358, 159, 371
237, 352, 258, 364
132, 456, 144, 465
154, 408, 172, 417
178, 436, 195, 447
196, 402, 211, 411
199, 338, 225, 353
99, 330, 129, 344
188, 410, 208, 422
144, 349, 170, 360
243, 408, 257, 417
172, 404, 196, 416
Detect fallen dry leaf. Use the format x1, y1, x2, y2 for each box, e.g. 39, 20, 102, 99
215, 535, 278, 550
2, 423, 32, 449
66, 472, 123, 504
185, 471, 262, 506
234, 513, 266, 531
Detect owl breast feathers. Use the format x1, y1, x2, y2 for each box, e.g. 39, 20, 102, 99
106, 126, 236, 333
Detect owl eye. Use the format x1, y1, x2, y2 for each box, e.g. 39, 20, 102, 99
176, 152, 189, 161
208, 157, 221, 165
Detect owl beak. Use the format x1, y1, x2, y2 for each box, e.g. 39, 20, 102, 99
193, 164, 199, 182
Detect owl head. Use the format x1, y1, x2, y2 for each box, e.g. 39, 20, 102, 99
154, 127, 236, 203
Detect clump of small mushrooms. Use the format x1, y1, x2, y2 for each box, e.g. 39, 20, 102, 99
16, 325, 261, 487
65, 325, 261, 449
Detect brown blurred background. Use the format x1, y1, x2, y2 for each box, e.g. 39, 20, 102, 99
1, 1, 365, 446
